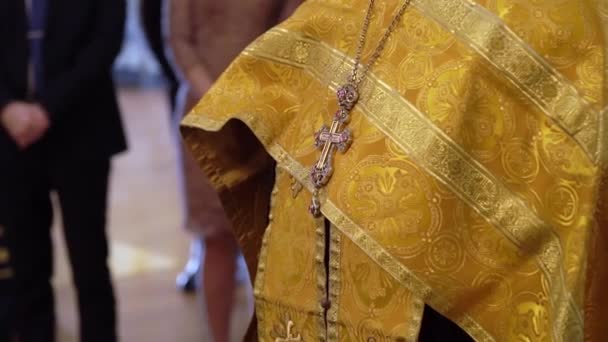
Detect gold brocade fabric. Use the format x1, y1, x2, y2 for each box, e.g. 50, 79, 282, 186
181, 0, 608, 341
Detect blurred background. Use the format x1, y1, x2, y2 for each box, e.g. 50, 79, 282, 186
50, 0, 253, 340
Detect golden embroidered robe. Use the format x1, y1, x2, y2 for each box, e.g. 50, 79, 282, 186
181, 0, 608, 340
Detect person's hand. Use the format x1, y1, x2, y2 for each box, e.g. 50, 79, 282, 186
1, 102, 35, 148
26, 104, 51, 146
0, 102, 50, 149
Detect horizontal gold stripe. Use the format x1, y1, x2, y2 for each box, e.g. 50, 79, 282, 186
413, 0, 601, 164
242, 28, 582, 338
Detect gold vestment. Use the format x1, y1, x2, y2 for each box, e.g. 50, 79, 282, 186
181, 0, 608, 340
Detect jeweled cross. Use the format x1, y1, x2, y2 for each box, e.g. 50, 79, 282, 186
275, 320, 302, 342
309, 84, 358, 217
311, 120, 352, 187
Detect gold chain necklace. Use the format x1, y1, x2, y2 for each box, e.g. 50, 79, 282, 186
309, 0, 414, 217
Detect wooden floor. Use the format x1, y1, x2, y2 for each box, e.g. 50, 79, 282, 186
52, 88, 253, 342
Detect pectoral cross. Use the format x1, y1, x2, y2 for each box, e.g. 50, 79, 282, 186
311, 120, 352, 187
275, 320, 302, 342
309, 84, 358, 217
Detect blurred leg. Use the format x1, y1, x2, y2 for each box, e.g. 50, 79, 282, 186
9, 159, 55, 342
174, 84, 205, 291
176, 239, 203, 291
181, 141, 238, 342
52, 158, 116, 342
12, 190, 55, 342
203, 232, 238, 342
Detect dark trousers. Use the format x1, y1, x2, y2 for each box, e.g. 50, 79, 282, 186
0, 239, 13, 342
419, 306, 474, 342
1, 146, 116, 342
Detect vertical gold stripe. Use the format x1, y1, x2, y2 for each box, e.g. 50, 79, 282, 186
252, 168, 278, 337
599, 1, 608, 168
326, 224, 341, 342
601, 1, 608, 104
407, 296, 425, 342
602, 107, 608, 169
315, 216, 328, 341
412, 0, 600, 164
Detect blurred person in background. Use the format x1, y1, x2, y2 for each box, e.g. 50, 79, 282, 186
139, 0, 202, 293
167, 0, 301, 341
140, 0, 179, 112
0, 0, 126, 341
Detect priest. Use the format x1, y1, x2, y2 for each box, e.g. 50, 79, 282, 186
181, 0, 608, 340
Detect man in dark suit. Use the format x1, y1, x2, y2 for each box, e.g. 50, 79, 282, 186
0, 224, 12, 342
0, 0, 126, 341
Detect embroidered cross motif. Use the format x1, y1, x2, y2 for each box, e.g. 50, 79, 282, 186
275, 320, 302, 342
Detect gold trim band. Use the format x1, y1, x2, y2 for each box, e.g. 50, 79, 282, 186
326, 224, 341, 341
252, 168, 278, 337
315, 216, 328, 341
412, 0, 601, 164
599, 0, 608, 168
600, 1, 608, 105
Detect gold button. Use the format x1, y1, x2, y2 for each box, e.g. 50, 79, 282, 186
367, 338, 377, 342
